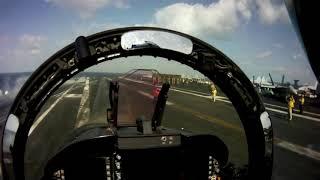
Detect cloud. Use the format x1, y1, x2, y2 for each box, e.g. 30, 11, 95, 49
256, 50, 272, 59
292, 53, 303, 60
272, 43, 284, 49
45, 0, 129, 18
52, 22, 124, 50
113, 0, 129, 9
0, 34, 48, 72
0, 35, 9, 44
71, 22, 123, 37
0, 36, 10, 49
151, 0, 253, 38
271, 66, 286, 73
148, 0, 289, 38
18, 34, 47, 55
256, 0, 289, 24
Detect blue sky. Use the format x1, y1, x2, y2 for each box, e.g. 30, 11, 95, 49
0, 0, 317, 85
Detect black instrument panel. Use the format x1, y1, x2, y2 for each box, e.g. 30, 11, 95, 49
118, 135, 181, 149
44, 127, 228, 180
117, 127, 182, 150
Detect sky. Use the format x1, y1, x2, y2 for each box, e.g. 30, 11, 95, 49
0, 0, 317, 85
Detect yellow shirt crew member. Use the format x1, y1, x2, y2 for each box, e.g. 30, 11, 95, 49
288, 95, 295, 121
210, 84, 217, 102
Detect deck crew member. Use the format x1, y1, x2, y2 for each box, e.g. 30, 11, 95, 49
298, 93, 305, 114
210, 83, 217, 102
287, 94, 295, 121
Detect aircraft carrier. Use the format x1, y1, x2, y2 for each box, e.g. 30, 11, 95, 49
1, 73, 320, 180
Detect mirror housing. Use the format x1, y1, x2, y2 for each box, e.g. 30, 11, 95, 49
121, 30, 193, 54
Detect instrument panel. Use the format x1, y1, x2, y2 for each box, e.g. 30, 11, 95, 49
118, 135, 181, 149
45, 127, 228, 180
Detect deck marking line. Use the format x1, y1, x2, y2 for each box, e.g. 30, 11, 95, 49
171, 87, 320, 122
137, 90, 173, 105
171, 100, 320, 161
275, 138, 320, 161
28, 84, 75, 135
65, 94, 82, 98
264, 102, 320, 117
75, 77, 90, 128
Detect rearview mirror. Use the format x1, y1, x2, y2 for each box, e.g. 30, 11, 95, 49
121, 30, 193, 54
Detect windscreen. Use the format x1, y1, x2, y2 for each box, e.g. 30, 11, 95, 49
24, 56, 248, 180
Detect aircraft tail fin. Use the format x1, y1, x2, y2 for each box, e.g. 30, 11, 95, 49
313, 81, 318, 90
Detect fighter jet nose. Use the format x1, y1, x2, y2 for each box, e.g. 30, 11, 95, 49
289, 86, 298, 95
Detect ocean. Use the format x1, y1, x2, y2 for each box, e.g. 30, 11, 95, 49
0, 72, 31, 122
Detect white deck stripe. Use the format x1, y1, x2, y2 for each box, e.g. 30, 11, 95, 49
171, 98, 320, 161
65, 94, 82, 98
166, 101, 174, 105
264, 102, 320, 117
52, 91, 64, 98
265, 107, 320, 122
116, 79, 320, 117
137, 90, 154, 99
171, 87, 320, 122
28, 84, 75, 135
122, 77, 152, 87
172, 88, 320, 118
137, 90, 173, 105
171, 88, 210, 98
171, 88, 228, 99
275, 138, 320, 161
119, 81, 172, 105
75, 77, 90, 128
